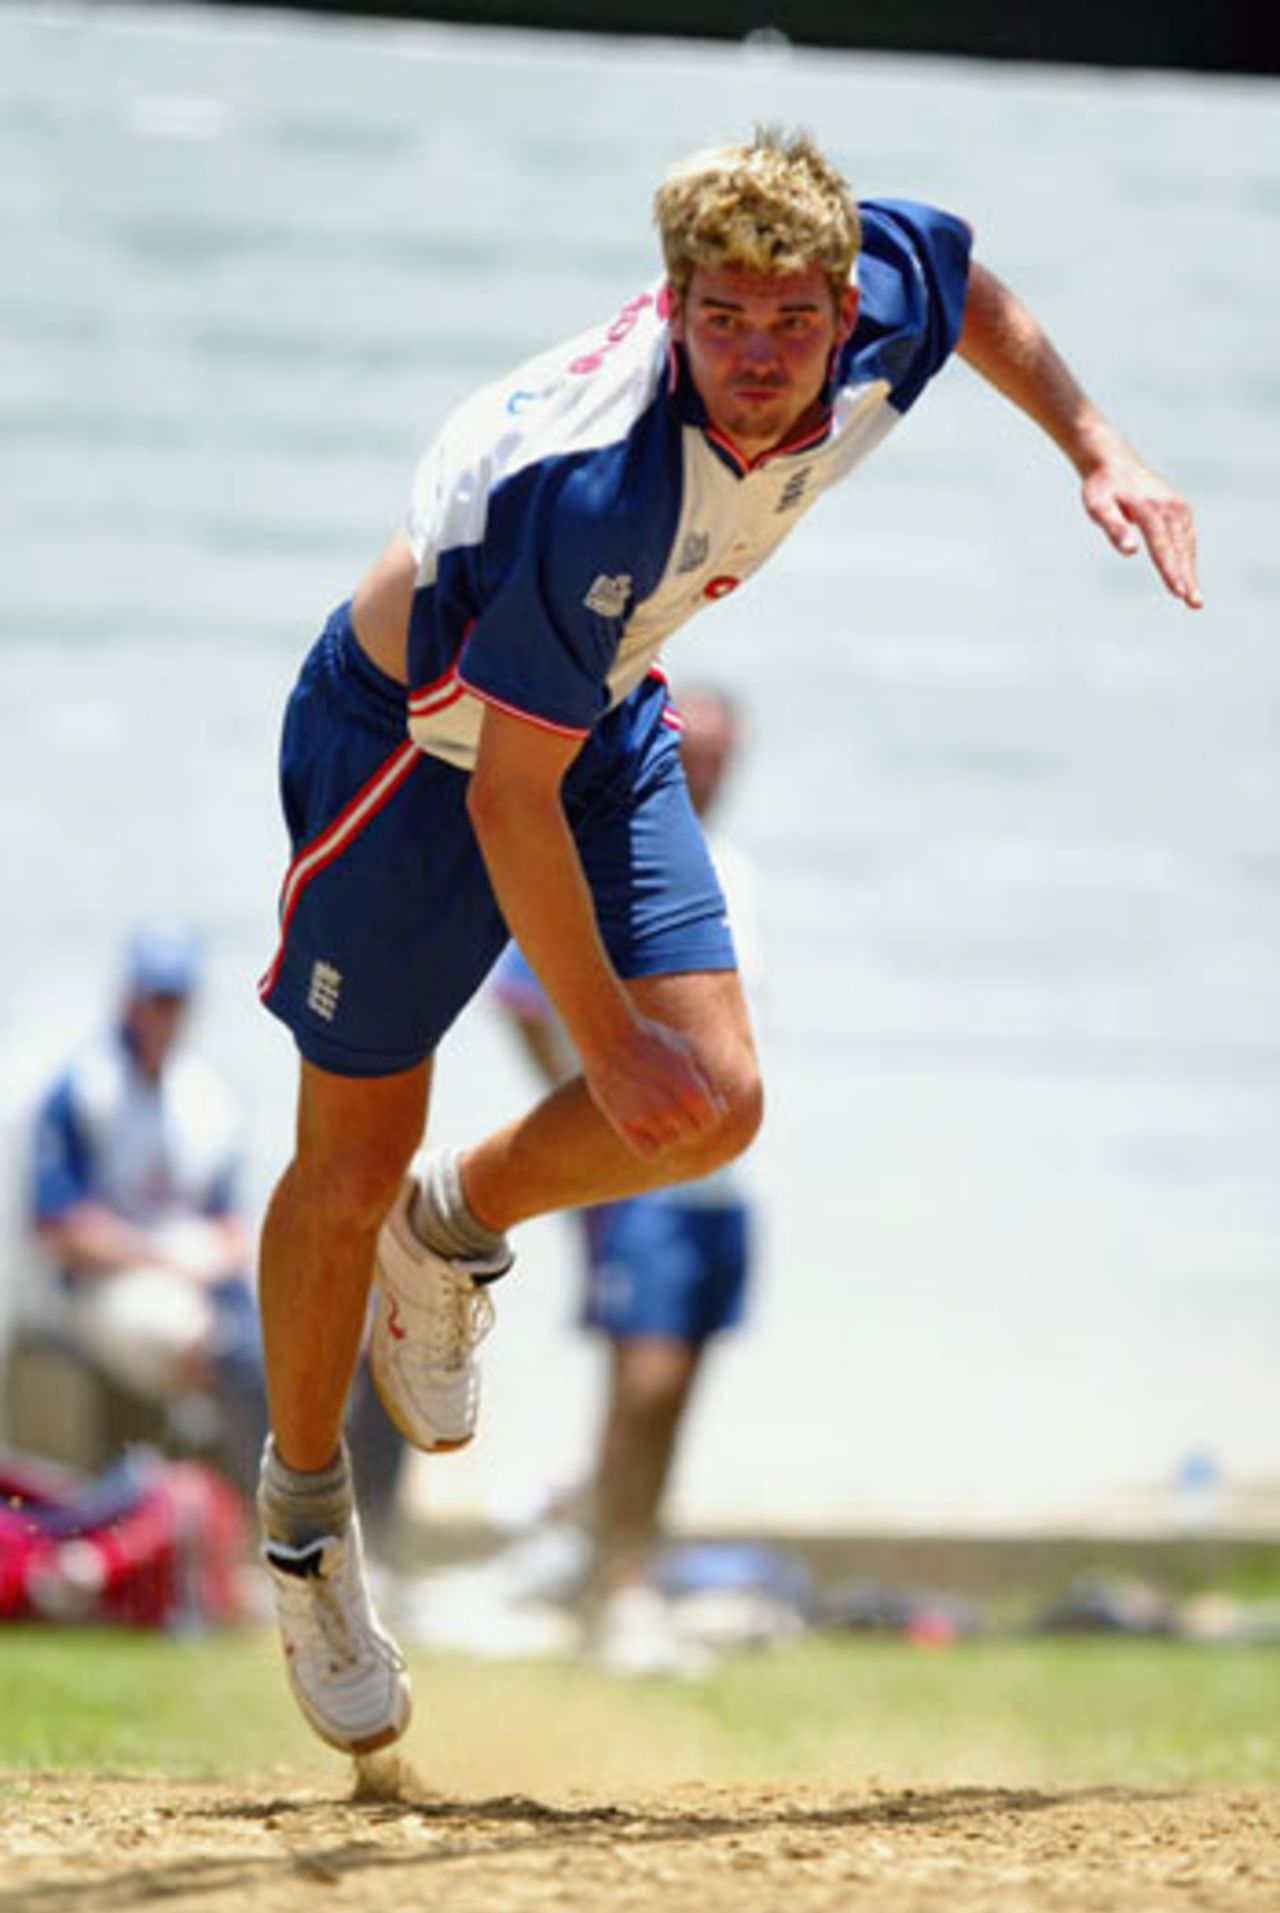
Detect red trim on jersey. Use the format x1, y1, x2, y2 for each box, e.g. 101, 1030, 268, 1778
456, 674, 591, 739
777, 419, 832, 457
702, 424, 751, 475
410, 657, 458, 700
408, 674, 466, 720
258, 738, 421, 1000
407, 618, 476, 716
704, 414, 832, 475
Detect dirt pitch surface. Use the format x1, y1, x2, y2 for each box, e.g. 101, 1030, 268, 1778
2, 1763, 1277, 1912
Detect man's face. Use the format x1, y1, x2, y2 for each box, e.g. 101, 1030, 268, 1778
125, 990, 189, 1080
671, 261, 858, 464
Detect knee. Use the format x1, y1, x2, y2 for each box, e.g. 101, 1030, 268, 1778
612, 1342, 698, 1428
282, 1059, 430, 1240
616, 1367, 687, 1431
283, 1142, 409, 1239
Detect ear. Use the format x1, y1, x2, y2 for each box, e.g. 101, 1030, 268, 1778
837, 283, 860, 343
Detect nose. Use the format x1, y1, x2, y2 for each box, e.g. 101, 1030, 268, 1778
739, 327, 781, 371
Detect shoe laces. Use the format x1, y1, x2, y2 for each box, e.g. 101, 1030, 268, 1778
423, 1264, 496, 1371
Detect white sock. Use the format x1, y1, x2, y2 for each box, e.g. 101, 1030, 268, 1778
411, 1148, 510, 1265
258, 1438, 353, 1548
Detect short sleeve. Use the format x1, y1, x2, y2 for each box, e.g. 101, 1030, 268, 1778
458, 454, 631, 734
30, 1075, 91, 1222
845, 198, 973, 413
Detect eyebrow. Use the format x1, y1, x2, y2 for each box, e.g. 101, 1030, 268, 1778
697, 294, 825, 314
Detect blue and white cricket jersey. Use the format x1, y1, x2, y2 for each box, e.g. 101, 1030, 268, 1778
404, 198, 971, 769
31, 1031, 242, 1236
258, 196, 969, 1076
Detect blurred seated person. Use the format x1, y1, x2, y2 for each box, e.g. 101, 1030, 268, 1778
26, 921, 267, 1498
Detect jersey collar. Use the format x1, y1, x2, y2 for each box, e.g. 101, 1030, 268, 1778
667, 340, 836, 477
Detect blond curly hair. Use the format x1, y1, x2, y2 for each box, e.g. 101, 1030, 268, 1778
653, 126, 860, 307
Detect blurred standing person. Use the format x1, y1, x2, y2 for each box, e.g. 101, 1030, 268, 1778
27, 922, 266, 1498
491, 686, 760, 1675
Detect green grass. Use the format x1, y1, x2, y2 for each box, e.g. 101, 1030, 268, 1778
2, 1627, 1278, 1792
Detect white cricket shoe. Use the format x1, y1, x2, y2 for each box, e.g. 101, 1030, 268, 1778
370, 1178, 509, 1453
263, 1514, 411, 1755
587, 1583, 712, 1681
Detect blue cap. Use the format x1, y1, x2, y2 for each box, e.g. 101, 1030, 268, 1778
124, 921, 203, 998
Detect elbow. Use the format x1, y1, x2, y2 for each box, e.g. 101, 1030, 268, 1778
465, 762, 512, 841
466, 760, 561, 846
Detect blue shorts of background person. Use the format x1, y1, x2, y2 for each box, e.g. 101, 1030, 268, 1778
580, 1195, 751, 1344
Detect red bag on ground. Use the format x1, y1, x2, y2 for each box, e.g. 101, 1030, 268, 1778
0, 1447, 251, 1629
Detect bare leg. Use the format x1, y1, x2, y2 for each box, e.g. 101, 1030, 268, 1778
593, 1336, 702, 1594
258, 1056, 432, 1472
463, 971, 761, 1232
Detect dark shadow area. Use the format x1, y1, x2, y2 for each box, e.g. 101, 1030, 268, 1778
199, 0, 1280, 78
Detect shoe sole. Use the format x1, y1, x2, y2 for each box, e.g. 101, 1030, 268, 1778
289, 1663, 413, 1756
299, 1702, 412, 1757
345, 1720, 408, 1756
369, 1292, 476, 1455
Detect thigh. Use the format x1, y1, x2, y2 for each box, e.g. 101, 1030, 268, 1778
295, 1054, 432, 1192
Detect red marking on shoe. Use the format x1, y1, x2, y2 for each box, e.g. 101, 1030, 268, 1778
386, 1295, 407, 1342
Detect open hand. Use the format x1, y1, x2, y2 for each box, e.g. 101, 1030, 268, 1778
1082, 456, 1202, 609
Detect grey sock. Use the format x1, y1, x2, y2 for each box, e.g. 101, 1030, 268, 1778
258, 1438, 353, 1549
411, 1148, 510, 1265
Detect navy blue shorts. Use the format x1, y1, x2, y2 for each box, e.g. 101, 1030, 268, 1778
260, 604, 737, 1075
580, 1196, 751, 1342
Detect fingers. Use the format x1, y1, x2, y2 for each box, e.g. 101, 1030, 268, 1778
619, 1076, 724, 1160
1085, 474, 1203, 609
1088, 490, 1142, 559
622, 1119, 680, 1161
1132, 496, 1203, 609
603, 1059, 727, 1162
586, 1011, 736, 1162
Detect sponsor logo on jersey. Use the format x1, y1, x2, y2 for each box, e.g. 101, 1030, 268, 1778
703, 575, 740, 601
584, 573, 633, 618
675, 531, 711, 575
568, 292, 654, 375
776, 466, 814, 512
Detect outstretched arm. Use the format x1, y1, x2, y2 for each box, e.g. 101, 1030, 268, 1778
957, 260, 1202, 609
